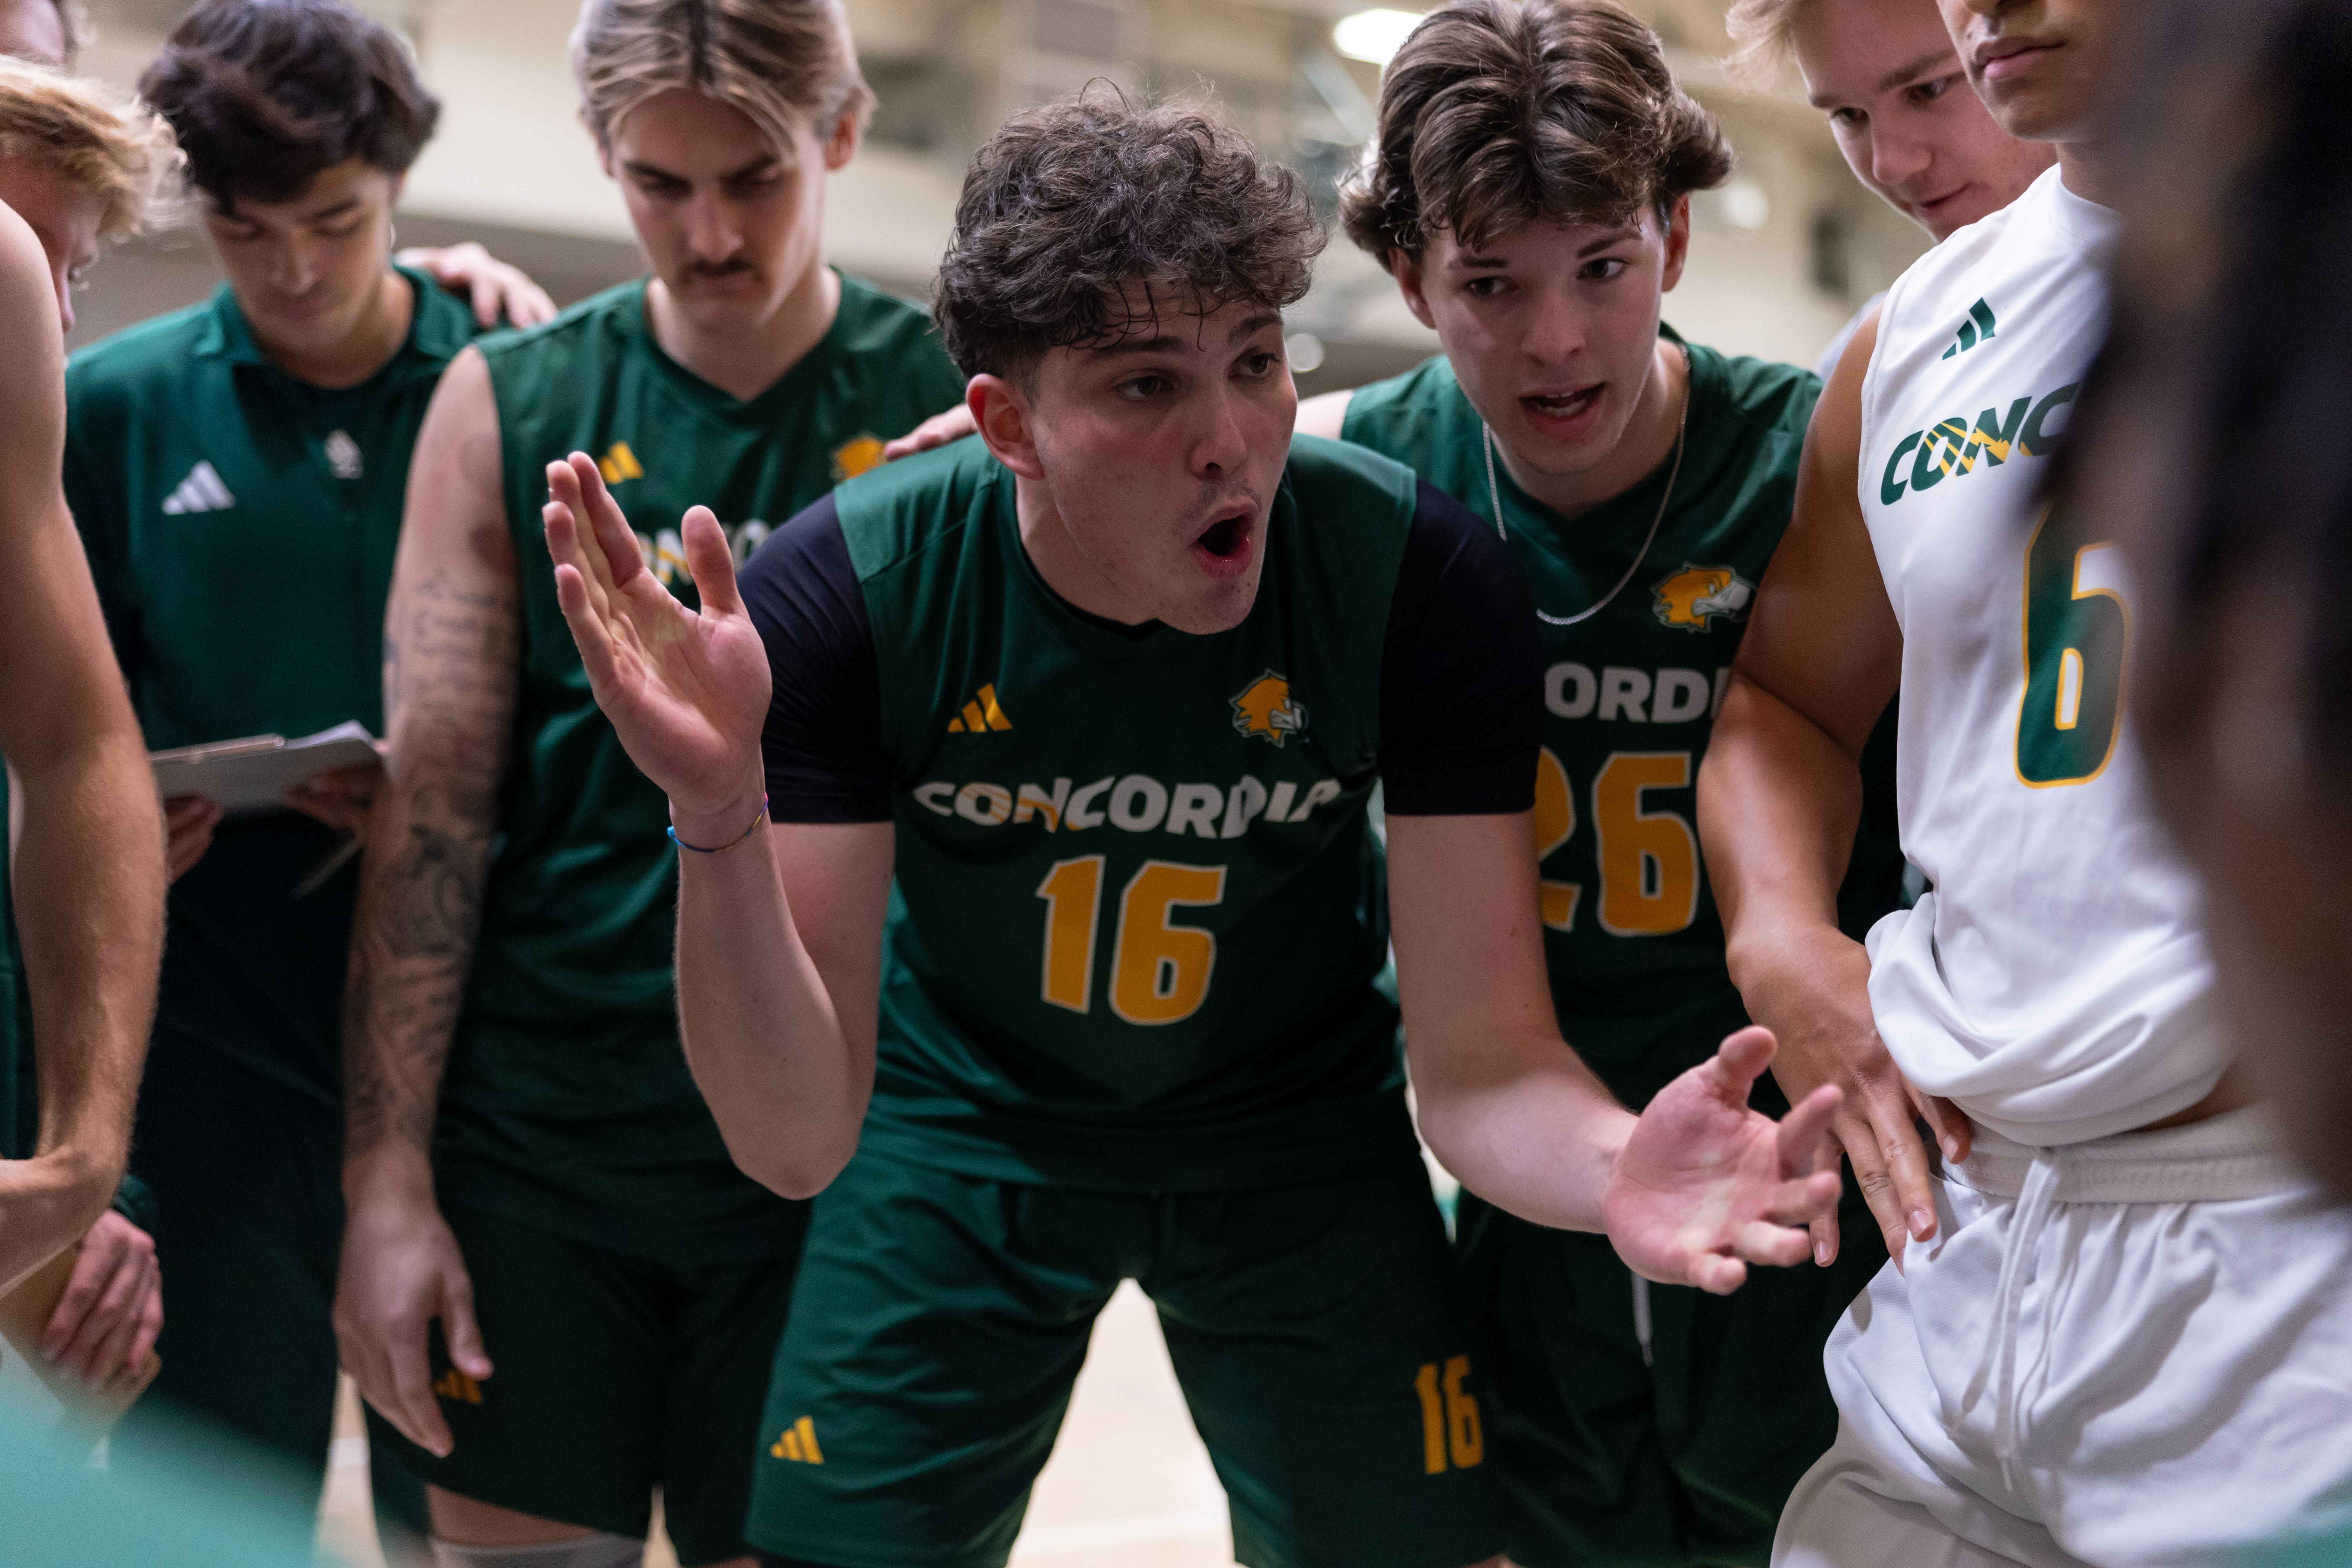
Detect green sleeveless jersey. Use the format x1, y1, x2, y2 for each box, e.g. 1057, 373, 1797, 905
1344, 342, 1907, 1107
61, 269, 479, 1109
795, 434, 1443, 1189
454, 272, 965, 1252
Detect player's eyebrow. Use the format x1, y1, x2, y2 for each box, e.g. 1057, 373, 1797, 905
300, 196, 365, 223
1089, 335, 1186, 358
1805, 47, 1961, 108
619, 153, 782, 185
1451, 228, 1637, 270
1876, 47, 1959, 93
1088, 313, 1282, 357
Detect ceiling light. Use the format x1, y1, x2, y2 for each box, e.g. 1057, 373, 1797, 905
1333, 8, 1425, 65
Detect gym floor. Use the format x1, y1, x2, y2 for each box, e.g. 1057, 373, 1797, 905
315, 1280, 1238, 1568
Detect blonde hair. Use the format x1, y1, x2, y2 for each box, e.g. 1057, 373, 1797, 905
0, 57, 180, 240
570, 0, 874, 158
1721, 0, 1809, 89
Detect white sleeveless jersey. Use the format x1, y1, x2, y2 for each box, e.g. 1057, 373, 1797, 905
1856, 167, 2227, 1146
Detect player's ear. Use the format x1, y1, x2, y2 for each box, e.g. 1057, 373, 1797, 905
971, 374, 1046, 480
1659, 194, 1692, 293
1390, 248, 1438, 330
822, 107, 860, 171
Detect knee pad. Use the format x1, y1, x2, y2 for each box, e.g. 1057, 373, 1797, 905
431, 1534, 643, 1568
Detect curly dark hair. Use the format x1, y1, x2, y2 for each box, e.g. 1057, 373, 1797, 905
934, 93, 1325, 381
139, 0, 440, 212
1340, 0, 1731, 263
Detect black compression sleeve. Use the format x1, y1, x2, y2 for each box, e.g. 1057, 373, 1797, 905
736, 495, 895, 822
1378, 481, 1543, 815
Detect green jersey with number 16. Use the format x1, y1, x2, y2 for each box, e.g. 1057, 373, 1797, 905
1345, 335, 1908, 1109
739, 432, 1541, 1191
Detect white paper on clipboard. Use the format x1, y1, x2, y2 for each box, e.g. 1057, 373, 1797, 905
149, 721, 381, 815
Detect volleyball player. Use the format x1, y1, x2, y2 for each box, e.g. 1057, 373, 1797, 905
1700, 0, 2352, 1559
334, 4, 963, 1562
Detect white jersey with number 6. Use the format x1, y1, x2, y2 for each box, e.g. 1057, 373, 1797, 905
1854, 165, 2226, 1146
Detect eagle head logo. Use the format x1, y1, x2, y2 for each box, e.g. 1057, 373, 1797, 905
1231, 671, 1308, 747
1651, 564, 1756, 632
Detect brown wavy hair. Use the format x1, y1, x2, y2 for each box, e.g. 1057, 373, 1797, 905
138, 0, 438, 211
1340, 0, 1731, 263
935, 93, 1323, 380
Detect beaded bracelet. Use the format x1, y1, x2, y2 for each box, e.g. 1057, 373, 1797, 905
668, 796, 769, 854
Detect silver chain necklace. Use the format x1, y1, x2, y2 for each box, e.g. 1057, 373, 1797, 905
1481, 381, 1690, 628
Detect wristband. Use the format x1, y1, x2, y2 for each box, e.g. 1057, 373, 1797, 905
668, 796, 768, 854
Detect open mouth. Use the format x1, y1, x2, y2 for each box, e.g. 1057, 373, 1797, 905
1190, 505, 1257, 573
1199, 514, 1248, 557
1523, 385, 1603, 426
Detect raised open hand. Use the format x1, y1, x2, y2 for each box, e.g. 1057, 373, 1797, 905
1602, 1026, 1845, 1296
543, 452, 770, 835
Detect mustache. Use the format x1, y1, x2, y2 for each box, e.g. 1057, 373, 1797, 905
1187, 484, 1262, 526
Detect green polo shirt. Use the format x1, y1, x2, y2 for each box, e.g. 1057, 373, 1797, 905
63, 268, 479, 1108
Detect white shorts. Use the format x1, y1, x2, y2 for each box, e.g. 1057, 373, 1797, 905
1773, 1107, 2352, 1567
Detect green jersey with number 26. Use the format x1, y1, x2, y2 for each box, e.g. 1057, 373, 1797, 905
1345, 336, 1908, 1108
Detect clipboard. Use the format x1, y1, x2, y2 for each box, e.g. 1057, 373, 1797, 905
0, 1244, 162, 1432
150, 721, 381, 815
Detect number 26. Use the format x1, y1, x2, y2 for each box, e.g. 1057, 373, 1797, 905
1532, 747, 1700, 936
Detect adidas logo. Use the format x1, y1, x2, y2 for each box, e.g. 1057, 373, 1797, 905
160, 461, 235, 515
598, 441, 644, 485
946, 683, 1013, 734
432, 1367, 484, 1405
770, 1416, 824, 1464
1940, 298, 1998, 359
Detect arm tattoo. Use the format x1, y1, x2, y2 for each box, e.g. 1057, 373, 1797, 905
344, 567, 519, 1160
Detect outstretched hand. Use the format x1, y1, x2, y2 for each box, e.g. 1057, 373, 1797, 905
543, 452, 770, 835
1602, 1027, 1844, 1296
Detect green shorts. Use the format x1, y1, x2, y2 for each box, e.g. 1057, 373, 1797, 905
371, 1198, 808, 1566
1454, 1184, 1884, 1568
748, 1151, 1507, 1568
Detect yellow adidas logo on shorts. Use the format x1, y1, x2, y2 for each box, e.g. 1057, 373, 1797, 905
433, 1367, 484, 1405
771, 1415, 825, 1463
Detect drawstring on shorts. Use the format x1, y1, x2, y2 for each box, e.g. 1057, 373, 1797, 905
1962, 1146, 2066, 1490
1944, 1107, 2290, 1498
